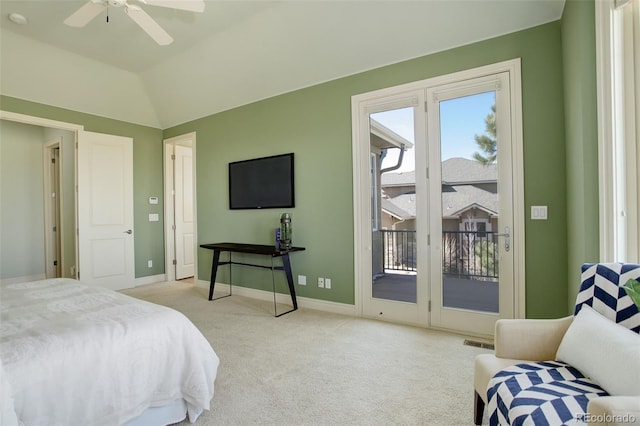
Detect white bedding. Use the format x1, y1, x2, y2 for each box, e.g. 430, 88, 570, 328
0, 278, 219, 425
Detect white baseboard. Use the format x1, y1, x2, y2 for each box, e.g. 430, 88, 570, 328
0, 274, 46, 285
196, 279, 356, 317
135, 274, 167, 287
1, 274, 167, 288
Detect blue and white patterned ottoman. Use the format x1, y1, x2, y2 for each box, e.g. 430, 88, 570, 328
487, 361, 609, 426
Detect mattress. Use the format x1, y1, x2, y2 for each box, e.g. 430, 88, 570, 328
0, 278, 219, 425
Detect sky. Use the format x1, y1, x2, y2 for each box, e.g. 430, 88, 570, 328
372, 91, 495, 172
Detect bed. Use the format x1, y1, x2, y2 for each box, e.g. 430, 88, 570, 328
0, 278, 219, 426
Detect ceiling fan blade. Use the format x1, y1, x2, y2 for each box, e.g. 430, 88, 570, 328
64, 1, 106, 27
126, 5, 173, 45
139, 0, 205, 13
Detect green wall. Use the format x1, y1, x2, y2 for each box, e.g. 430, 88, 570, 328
0, 97, 165, 279
1, 18, 586, 318
0, 120, 47, 277
561, 0, 600, 310
166, 21, 570, 317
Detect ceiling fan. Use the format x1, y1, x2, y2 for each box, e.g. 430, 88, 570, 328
64, 0, 205, 46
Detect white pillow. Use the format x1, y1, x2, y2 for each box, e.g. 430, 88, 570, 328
556, 304, 640, 396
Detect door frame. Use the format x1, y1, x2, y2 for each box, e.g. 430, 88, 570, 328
1, 111, 84, 279
43, 138, 63, 278
163, 132, 198, 281
351, 59, 526, 331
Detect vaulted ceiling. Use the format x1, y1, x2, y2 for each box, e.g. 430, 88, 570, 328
0, 0, 565, 128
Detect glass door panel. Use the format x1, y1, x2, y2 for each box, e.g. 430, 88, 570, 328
427, 71, 515, 337
439, 92, 499, 314
369, 107, 417, 304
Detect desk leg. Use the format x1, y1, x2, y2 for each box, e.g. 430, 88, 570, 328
208, 249, 220, 301
282, 253, 298, 310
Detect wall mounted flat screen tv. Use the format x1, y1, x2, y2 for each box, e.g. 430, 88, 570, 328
229, 153, 295, 209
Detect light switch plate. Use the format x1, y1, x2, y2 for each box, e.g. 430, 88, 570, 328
531, 206, 548, 220
149, 213, 159, 222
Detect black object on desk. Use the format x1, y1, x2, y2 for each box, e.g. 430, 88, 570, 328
199, 242, 306, 317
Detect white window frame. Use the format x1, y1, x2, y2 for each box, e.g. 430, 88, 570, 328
596, 0, 640, 262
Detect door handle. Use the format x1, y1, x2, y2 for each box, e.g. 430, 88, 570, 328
495, 227, 510, 252
124, 229, 133, 234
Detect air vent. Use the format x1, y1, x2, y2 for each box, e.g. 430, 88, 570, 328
463, 339, 494, 350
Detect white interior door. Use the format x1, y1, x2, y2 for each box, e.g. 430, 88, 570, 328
174, 144, 194, 279
77, 131, 135, 290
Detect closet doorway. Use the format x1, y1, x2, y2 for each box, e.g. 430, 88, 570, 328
164, 133, 197, 281
43, 140, 62, 278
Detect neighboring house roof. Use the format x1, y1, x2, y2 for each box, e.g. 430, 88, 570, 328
382, 195, 415, 220
370, 119, 414, 151
381, 170, 416, 187
380, 157, 498, 221
381, 158, 497, 187
441, 157, 497, 184
442, 185, 498, 219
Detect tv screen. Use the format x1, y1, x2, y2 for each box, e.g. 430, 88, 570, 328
229, 153, 295, 209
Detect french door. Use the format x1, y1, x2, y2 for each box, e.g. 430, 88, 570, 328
427, 72, 517, 337
358, 91, 429, 326
353, 60, 524, 336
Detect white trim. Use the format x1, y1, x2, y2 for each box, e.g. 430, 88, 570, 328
196, 280, 358, 317
163, 132, 198, 282
135, 274, 167, 287
510, 59, 527, 318
43, 138, 63, 279
596, 0, 640, 262
1, 110, 84, 280
0, 111, 83, 131
596, 0, 616, 261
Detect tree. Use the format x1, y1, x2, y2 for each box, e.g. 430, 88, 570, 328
472, 104, 496, 165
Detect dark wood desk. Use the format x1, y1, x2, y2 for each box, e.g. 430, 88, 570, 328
199, 243, 305, 317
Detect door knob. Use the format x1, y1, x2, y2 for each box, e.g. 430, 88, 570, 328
495, 226, 510, 252
124, 229, 132, 234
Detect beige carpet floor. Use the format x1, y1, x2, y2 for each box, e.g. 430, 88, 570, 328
122, 281, 493, 426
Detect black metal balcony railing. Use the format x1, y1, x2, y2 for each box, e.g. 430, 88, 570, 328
381, 229, 417, 272
380, 229, 499, 279
442, 230, 499, 279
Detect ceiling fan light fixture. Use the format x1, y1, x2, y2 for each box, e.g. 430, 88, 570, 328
64, 0, 203, 45
108, 0, 127, 8
8, 13, 28, 25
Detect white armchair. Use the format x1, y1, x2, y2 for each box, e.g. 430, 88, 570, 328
473, 263, 640, 425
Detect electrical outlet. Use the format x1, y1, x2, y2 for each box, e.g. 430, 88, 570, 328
148, 260, 153, 268
318, 277, 325, 288
325, 278, 331, 289
298, 275, 307, 285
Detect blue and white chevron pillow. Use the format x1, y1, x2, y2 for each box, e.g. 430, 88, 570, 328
575, 263, 640, 333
